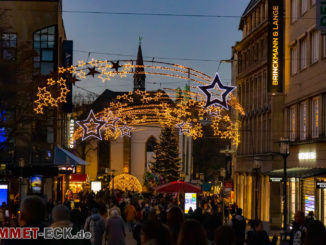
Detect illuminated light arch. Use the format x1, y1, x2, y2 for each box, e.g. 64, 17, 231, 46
109, 173, 143, 192
34, 59, 245, 145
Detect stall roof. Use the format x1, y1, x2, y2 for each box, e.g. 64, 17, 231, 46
266, 168, 326, 178
54, 146, 88, 166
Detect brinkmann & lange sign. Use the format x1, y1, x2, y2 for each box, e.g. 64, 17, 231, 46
268, 0, 283, 93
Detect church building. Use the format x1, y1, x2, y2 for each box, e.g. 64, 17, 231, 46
83, 43, 194, 184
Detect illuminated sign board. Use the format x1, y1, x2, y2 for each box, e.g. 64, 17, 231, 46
316, 0, 326, 33
91, 181, 102, 193
68, 119, 75, 149
184, 193, 197, 214
298, 152, 316, 160
270, 177, 282, 182
268, 0, 283, 93
316, 181, 326, 189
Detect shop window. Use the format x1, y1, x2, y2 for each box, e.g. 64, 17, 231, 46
301, 0, 308, 15
1, 33, 17, 61
292, 0, 299, 22
290, 106, 297, 141
145, 136, 157, 169
300, 37, 307, 70
291, 45, 298, 75
323, 35, 326, 58
311, 31, 319, 64
312, 97, 320, 138
300, 101, 308, 140
33, 26, 56, 75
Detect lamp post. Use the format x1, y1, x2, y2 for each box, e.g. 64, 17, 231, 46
279, 138, 290, 241
253, 159, 261, 220
220, 168, 226, 224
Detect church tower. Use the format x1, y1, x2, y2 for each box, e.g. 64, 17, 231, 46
133, 39, 146, 91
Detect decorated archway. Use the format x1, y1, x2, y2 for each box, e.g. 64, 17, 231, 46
33, 59, 244, 145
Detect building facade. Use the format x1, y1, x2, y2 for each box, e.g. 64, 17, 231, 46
0, 0, 68, 201
233, 0, 285, 227
283, 0, 326, 224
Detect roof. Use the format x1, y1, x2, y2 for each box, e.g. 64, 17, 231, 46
91, 89, 126, 112
266, 168, 326, 178
239, 0, 261, 30
54, 146, 88, 166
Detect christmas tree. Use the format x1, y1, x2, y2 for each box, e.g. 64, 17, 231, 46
150, 127, 181, 183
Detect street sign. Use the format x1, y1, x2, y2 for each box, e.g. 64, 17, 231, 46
270, 177, 282, 182
316, 181, 326, 188
316, 0, 326, 34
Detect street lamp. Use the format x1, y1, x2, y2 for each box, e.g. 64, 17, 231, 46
279, 138, 290, 241
220, 168, 226, 224
253, 159, 261, 220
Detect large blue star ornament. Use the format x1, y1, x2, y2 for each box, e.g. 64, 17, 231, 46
198, 72, 236, 110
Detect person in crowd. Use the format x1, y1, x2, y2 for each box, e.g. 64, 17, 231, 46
246, 220, 274, 245
177, 219, 208, 245
105, 209, 125, 245
109, 201, 121, 217
204, 207, 222, 243
0, 202, 5, 226
141, 220, 172, 245
84, 208, 105, 245
3, 195, 47, 245
167, 206, 184, 245
71, 203, 83, 229
124, 201, 137, 232
98, 202, 108, 221
303, 220, 326, 245
231, 208, 246, 245
50, 204, 81, 245
290, 211, 307, 245
305, 211, 314, 226
214, 225, 236, 245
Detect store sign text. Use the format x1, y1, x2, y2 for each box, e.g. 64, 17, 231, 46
298, 152, 316, 160
316, 0, 326, 33
272, 5, 280, 86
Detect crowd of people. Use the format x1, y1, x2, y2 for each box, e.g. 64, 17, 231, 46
0, 191, 326, 245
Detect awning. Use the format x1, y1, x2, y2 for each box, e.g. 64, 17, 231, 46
54, 146, 88, 166
69, 174, 87, 182
266, 167, 326, 178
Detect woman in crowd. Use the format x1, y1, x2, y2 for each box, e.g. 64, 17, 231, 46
177, 219, 208, 245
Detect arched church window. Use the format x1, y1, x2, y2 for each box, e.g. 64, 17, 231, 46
33, 25, 56, 75
146, 136, 157, 152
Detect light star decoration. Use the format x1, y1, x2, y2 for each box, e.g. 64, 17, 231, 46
120, 124, 132, 137
76, 110, 105, 141
198, 72, 236, 110
177, 121, 192, 135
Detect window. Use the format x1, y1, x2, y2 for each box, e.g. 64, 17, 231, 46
291, 45, 298, 75
300, 101, 308, 140
292, 0, 298, 22
290, 106, 296, 141
312, 97, 320, 138
301, 0, 308, 15
33, 26, 56, 75
323, 35, 326, 58
300, 38, 307, 70
311, 31, 319, 63
1, 33, 17, 61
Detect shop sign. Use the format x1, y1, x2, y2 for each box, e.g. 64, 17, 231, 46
298, 152, 316, 160
223, 181, 233, 190
58, 166, 75, 174
270, 177, 282, 182
316, 181, 326, 189
268, 0, 284, 93
316, 0, 326, 34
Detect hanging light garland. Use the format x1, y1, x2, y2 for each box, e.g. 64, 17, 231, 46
34, 59, 244, 145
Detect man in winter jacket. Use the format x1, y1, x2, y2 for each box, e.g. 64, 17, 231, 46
84, 208, 105, 245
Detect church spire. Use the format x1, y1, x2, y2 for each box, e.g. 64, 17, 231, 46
133, 37, 146, 91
